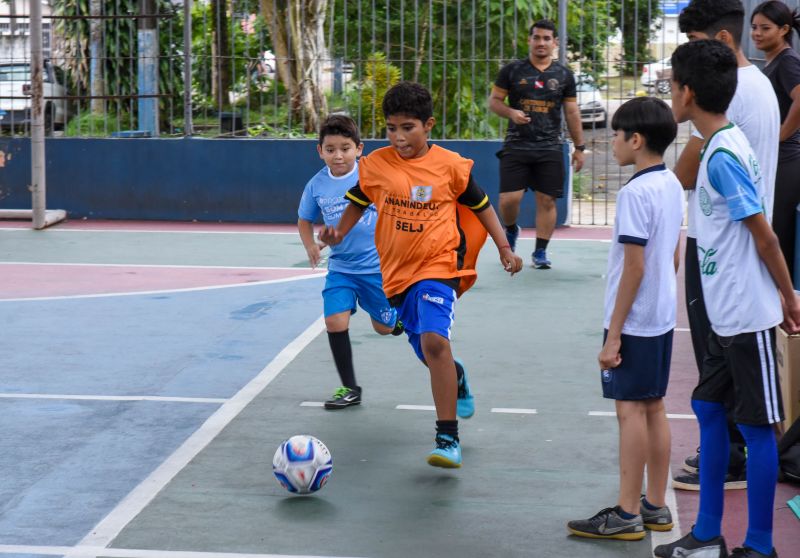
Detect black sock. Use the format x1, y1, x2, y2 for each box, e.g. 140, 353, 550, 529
505, 223, 518, 234
535, 237, 549, 251
327, 330, 358, 389
436, 420, 459, 440
454, 360, 464, 383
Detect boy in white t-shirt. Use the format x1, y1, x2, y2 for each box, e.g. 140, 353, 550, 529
673, 0, 781, 492
567, 97, 683, 541
655, 39, 800, 558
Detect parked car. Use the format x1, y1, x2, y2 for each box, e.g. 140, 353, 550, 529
641, 57, 671, 90
576, 77, 607, 128
0, 61, 68, 134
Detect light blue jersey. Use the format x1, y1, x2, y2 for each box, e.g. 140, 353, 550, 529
298, 163, 380, 274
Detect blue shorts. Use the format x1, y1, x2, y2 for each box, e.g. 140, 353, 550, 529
322, 271, 397, 327
601, 329, 673, 401
393, 280, 457, 363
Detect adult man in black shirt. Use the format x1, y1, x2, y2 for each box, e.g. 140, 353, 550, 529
489, 19, 585, 269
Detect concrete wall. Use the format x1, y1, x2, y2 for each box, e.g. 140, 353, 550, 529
0, 138, 571, 227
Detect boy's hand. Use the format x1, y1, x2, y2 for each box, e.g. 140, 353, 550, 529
500, 246, 523, 275
782, 291, 800, 334
305, 243, 325, 269
318, 225, 342, 246
598, 337, 622, 370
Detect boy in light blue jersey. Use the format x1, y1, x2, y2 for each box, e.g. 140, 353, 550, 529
298, 114, 402, 410
655, 40, 800, 558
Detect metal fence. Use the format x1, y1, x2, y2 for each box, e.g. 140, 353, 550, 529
1, 0, 798, 224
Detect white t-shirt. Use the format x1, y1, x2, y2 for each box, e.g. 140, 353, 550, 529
687, 64, 780, 237
694, 124, 782, 336
604, 164, 684, 336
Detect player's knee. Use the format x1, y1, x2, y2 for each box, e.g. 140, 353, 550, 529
420, 333, 450, 361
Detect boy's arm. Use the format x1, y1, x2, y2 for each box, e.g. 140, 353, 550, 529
298, 218, 325, 269
674, 135, 703, 190
599, 243, 645, 369
674, 240, 681, 274
743, 213, 800, 333
318, 183, 368, 246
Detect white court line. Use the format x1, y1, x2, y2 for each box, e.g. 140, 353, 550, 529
0, 261, 319, 272
675, 327, 691, 332
300, 401, 324, 407
490, 408, 538, 414
589, 411, 696, 420
76, 316, 326, 549
650, 466, 683, 551
0, 273, 324, 303
396, 404, 436, 411
0, 228, 299, 236
0, 393, 226, 404
0, 545, 366, 558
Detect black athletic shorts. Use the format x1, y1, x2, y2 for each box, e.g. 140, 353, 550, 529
693, 329, 784, 426
497, 147, 565, 198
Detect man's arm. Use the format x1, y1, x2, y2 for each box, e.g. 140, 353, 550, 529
743, 213, 800, 332
563, 100, 585, 172
599, 243, 645, 369
674, 135, 703, 190
488, 86, 531, 125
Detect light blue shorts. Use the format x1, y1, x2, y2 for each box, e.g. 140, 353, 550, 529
322, 271, 397, 327
393, 280, 457, 363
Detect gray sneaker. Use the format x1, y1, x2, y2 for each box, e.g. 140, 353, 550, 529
654, 531, 728, 558
639, 496, 674, 531
566, 505, 645, 540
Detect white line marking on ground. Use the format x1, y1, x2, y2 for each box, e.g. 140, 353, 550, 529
300, 401, 324, 407
589, 411, 696, 420
675, 327, 691, 332
0, 545, 367, 558
0, 393, 226, 404
490, 408, 538, 414
76, 316, 326, 549
396, 404, 436, 411
650, 466, 682, 551
0, 261, 320, 272
0, 228, 300, 236
0, 273, 324, 303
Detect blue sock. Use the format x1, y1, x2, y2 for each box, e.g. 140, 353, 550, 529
642, 497, 660, 511
691, 399, 729, 542
737, 423, 778, 555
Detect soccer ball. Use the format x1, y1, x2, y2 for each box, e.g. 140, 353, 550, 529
272, 435, 333, 494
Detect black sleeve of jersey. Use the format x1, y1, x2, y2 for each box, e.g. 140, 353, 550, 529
564, 70, 577, 99
494, 63, 512, 91
345, 182, 370, 210
457, 174, 490, 213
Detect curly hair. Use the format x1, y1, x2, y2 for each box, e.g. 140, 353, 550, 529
381, 81, 433, 122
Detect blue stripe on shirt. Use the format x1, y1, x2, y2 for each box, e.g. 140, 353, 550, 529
618, 235, 648, 246
706, 149, 762, 221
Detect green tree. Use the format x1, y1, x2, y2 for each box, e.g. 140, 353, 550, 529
611, 0, 662, 74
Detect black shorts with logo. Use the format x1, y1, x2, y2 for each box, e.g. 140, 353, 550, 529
692, 328, 784, 426
497, 147, 565, 198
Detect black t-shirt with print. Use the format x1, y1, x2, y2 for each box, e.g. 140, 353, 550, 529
763, 47, 800, 160
494, 58, 577, 151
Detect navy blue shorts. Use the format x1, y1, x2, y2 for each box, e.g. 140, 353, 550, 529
600, 329, 673, 400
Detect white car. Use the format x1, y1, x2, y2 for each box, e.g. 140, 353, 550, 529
0, 61, 68, 134
641, 57, 672, 92
576, 78, 607, 128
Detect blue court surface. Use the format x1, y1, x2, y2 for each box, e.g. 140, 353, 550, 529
0, 221, 797, 558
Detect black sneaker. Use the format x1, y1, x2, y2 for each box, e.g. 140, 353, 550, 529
566, 505, 645, 541
684, 448, 700, 474
639, 496, 673, 531
672, 470, 747, 491
654, 531, 728, 558
391, 319, 405, 336
730, 547, 777, 558
324, 386, 361, 410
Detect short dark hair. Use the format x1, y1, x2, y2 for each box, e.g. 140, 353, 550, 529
611, 97, 677, 156
319, 113, 360, 146
752, 1, 800, 45
529, 19, 557, 37
671, 39, 737, 114
678, 0, 745, 47
382, 81, 433, 122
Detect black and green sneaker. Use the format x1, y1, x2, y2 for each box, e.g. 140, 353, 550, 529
391, 319, 405, 336
324, 386, 362, 410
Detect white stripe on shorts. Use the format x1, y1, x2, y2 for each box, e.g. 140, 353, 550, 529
763, 330, 781, 423
757, 330, 779, 424
446, 288, 456, 339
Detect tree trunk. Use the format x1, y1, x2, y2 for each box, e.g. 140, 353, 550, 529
89, 0, 105, 114
262, 0, 328, 132
211, 0, 231, 110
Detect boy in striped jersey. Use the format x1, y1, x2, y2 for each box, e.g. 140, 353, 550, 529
655, 40, 800, 558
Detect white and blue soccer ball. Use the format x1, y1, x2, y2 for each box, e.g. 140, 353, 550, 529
272, 435, 333, 494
